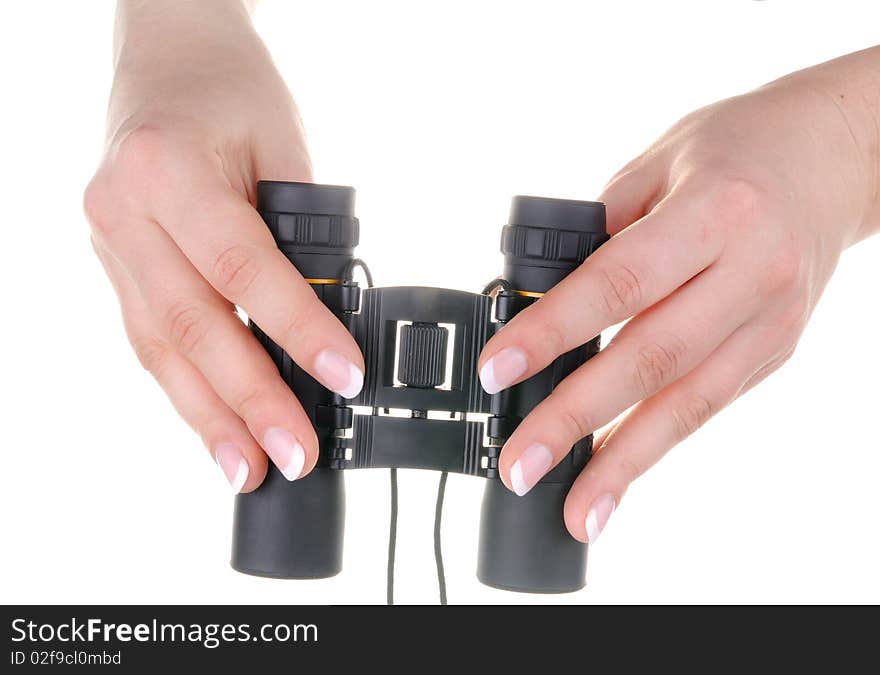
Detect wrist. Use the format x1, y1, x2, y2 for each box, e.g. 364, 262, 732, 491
108, 1, 279, 142
778, 48, 880, 244
114, 0, 260, 71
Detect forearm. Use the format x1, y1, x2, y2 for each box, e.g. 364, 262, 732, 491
108, 1, 285, 144
114, 0, 259, 67
770, 46, 880, 243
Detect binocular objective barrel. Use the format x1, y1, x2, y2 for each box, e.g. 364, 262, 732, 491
477, 195, 607, 593
230, 181, 357, 579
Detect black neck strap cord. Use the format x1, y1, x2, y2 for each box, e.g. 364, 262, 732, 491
387, 470, 448, 605
433, 471, 448, 605
387, 468, 398, 605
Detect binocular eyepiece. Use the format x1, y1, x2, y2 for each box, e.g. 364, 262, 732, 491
232, 181, 607, 594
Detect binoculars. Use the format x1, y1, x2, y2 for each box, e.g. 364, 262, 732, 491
231, 181, 608, 593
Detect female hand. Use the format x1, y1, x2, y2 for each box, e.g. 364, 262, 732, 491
478, 47, 880, 543
84, 1, 364, 493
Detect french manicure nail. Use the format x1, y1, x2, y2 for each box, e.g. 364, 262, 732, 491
262, 427, 305, 481
215, 442, 249, 493
585, 494, 616, 543
479, 346, 528, 394
509, 443, 554, 496
314, 349, 364, 399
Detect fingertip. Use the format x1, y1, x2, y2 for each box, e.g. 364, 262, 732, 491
563, 488, 590, 543
341, 360, 364, 399
214, 439, 267, 494
318, 312, 365, 374
584, 493, 617, 544
498, 466, 514, 495
478, 358, 501, 395
299, 429, 322, 479
238, 456, 268, 493
565, 469, 622, 545
260, 427, 308, 481
477, 346, 529, 395
496, 441, 515, 493
313, 347, 365, 400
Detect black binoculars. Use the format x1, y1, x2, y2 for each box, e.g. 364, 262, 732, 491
231, 181, 608, 593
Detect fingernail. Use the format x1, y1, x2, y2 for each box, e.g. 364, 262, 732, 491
314, 349, 364, 399
262, 427, 305, 481
479, 346, 528, 394
509, 443, 554, 496
585, 494, 616, 543
215, 442, 249, 493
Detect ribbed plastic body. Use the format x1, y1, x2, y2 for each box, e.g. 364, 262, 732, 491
230, 181, 355, 579
501, 195, 606, 291
477, 194, 608, 593
256, 180, 358, 280
230, 183, 609, 594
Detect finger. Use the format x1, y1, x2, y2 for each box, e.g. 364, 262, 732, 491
562, 322, 786, 543
93, 238, 268, 493
599, 156, 666, 235
497, 262, 756, 496
95, 218, 320, 482
478, 182, 726, 395
251, 129, 314, 185
739, 343, 797, 395
149, 158, 364, 399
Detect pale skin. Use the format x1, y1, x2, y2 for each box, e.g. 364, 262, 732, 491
85, 0, 364, 492
86, 2, 880, 543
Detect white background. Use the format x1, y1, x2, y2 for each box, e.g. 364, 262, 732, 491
1, 0, 878, 605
